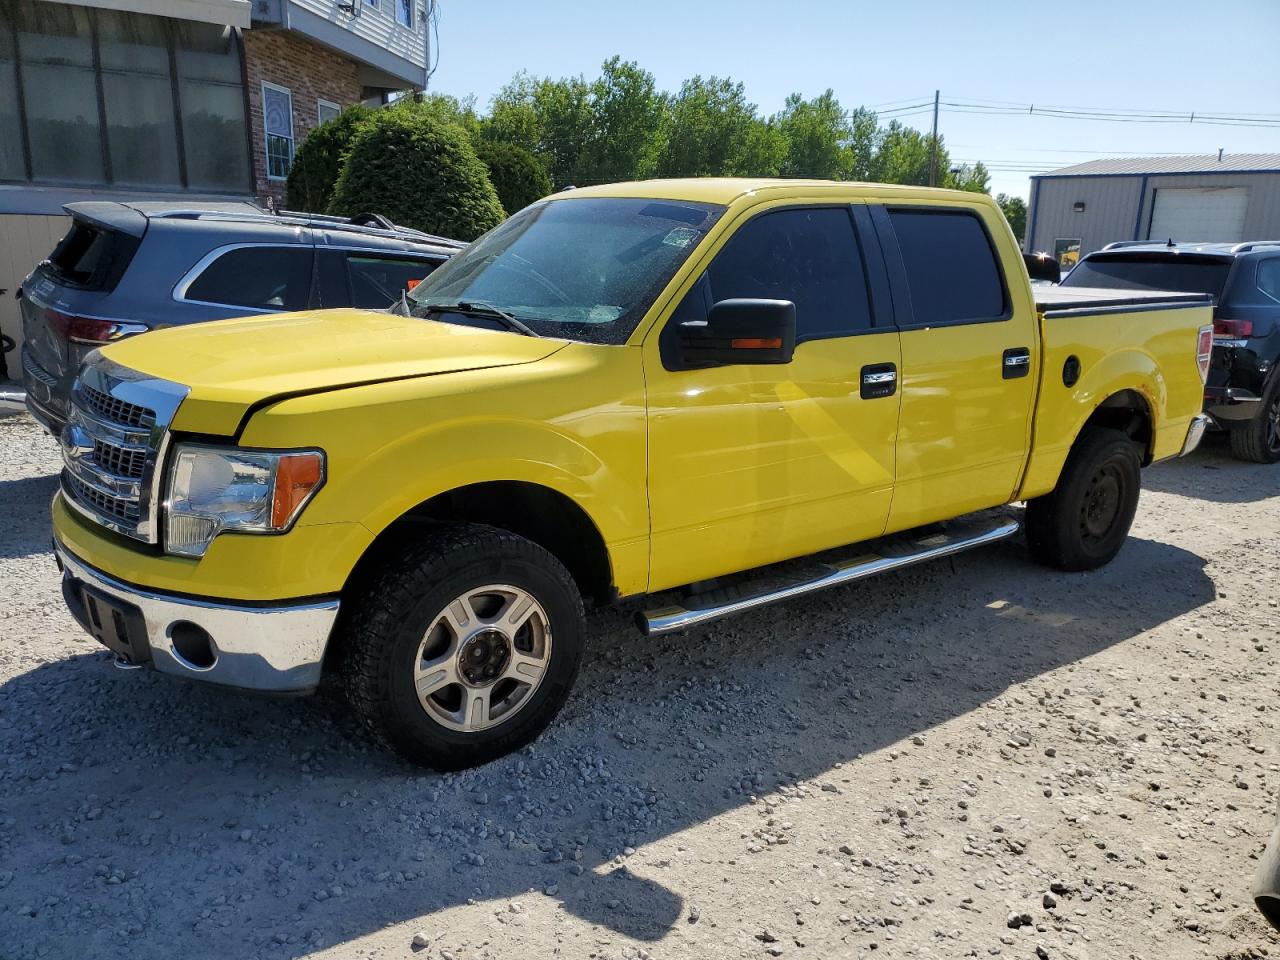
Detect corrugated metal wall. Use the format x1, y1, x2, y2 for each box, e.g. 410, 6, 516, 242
0, 215, 68, 378
1028, 173, 1280, 255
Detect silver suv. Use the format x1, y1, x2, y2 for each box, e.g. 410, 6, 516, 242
21, 201, 463, 435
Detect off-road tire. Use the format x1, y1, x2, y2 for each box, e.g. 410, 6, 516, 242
1228, 381, 1280, 464
341, 524, 585, 770
1025, 427, 1142, 572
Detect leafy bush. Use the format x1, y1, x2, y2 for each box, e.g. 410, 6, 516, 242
328, 109, 504, 241
474, 138, 551, 215
285, 105, 374, 212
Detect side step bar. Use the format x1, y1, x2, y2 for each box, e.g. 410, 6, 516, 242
639, 517, 1021, 637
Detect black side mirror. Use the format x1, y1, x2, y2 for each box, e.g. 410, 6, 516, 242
1023, 252, 1061, 283
676, 298, 796, 368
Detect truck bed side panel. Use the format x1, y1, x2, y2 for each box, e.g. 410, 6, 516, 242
1019, 303, 1212, 501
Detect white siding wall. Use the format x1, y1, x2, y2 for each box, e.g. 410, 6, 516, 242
290, 0, 426, 70
0, 215, 69, 371
1029, 172, 1280, 255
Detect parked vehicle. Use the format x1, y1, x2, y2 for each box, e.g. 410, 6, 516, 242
1061, 240, 1280, 462
1256, 806, 1280, 931
20, 201, 462, 435
49, 179, 1213, 769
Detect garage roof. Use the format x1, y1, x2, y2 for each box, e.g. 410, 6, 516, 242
1039, 153, 1280, 177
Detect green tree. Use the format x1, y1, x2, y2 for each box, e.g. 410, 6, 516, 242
845, 106, 880, 181
659, 75, 760, 177
733, 119, 788, 177
285, 104, 374, 212
577, 57, 667, 184
870, 121, 942, 185
773, 90, 852, 179
487, 72, 591, 189
474, 137, 551, 215
329, 108, 504, 241
996, 192, 1028, 242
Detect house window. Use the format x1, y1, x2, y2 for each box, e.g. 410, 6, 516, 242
317, 98, 341, 126
262, 82, 294, 180
364, 0, 378, 7
395, 0, 413, 27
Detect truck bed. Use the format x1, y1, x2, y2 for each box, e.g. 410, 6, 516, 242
1035, 285, 1213, 315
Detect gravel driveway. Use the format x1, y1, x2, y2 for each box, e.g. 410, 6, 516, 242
2, 411, 1278, 960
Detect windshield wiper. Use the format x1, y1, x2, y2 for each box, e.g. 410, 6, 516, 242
425, 300, 539, 338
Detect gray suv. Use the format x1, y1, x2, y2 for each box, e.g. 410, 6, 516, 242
21, 201, 463, 435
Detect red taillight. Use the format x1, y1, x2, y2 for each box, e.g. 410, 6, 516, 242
1196, 325, 1213, 383
44, 309, 141, 345
1212, 318, 1254, 338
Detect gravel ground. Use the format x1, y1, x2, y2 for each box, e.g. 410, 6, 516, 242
2, 409, 1279, 960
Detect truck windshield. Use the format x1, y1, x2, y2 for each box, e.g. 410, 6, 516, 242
408, 196, 723, 344
1061, 254, 1232, 301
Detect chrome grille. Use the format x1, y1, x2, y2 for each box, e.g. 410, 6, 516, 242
65, 470, 141, 522
80, 384, 154, 429
59, 357, 188, 543
93, 439, 147, 478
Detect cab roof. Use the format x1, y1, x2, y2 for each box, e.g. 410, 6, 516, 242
557, 178, 994, 207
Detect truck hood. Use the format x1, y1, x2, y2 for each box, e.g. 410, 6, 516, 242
99, 309, 567, 436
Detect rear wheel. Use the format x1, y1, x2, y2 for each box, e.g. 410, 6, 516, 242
1026, 428, 1142, 571
341, 524, 585, 770
1228, 383, 1280, 464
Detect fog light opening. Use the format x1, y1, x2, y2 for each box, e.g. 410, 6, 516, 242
168, 621, 217, 670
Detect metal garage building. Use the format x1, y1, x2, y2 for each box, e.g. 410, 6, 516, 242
1025, 153, 1280, 267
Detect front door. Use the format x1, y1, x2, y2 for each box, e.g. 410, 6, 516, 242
643, 204, 902, 593
870, 203, 1038, 533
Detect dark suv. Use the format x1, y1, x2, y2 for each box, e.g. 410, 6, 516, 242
21, 201, 463, 435
1061, 240, 1280, 462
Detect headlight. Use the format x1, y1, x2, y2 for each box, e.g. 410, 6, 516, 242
164, 444, 325, 557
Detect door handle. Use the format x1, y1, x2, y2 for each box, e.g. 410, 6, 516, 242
860, 363, 897, 399
1002, 348, 1031, 379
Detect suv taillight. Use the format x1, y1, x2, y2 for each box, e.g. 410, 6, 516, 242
45, 309, 147, 345
1213, 318, 1254, 339
1197, 325, 1213, 383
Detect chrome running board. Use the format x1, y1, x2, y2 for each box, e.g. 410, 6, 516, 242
640, 515, 1021, 637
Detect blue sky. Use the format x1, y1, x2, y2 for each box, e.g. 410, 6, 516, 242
427, 0, 1280, 199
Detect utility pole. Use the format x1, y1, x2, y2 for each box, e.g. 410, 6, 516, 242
928, 90, 940, 187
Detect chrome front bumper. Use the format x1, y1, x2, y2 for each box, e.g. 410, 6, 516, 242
1180, 414, 1211, 457
55, 540, 338, 693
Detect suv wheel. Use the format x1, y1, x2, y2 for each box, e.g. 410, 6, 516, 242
341, 524, 585, 770
1025, 427, 1142, 571
1229, 382, 1280, 464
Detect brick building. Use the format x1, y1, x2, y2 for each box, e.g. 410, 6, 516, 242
0, 0, 432, 365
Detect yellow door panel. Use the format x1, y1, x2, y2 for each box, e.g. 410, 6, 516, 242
646, 333, 901, 591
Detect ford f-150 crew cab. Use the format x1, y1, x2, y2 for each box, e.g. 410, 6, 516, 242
50, 179, 1214, 769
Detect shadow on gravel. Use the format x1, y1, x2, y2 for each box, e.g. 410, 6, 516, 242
0, 529, 1215, 959
0, 473, 57, 560
1145, 434, 1280, 504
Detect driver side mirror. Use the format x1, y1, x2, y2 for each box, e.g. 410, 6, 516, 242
676, 298, 796, 368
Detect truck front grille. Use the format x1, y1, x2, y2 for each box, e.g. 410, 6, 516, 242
58, 359, 188, 544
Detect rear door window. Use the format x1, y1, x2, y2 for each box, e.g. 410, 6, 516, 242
887, 209, 1007, 325
1061, 255, 1232, 300
1257, 259, 1280, 304
347, 255, 440, 309
183, 246, 313, 311
696, 207, 873, 341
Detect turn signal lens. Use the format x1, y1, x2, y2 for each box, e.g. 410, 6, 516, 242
271, 452, 324, 528
1196, 325, 1213, 384
731, 337, 783, 349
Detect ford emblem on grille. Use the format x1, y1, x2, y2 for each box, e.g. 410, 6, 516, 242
59, 354, 189, 543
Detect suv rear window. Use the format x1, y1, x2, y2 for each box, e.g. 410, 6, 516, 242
184, 246, 313, 311
1062, 254, 1232, 300
888, 209, 1007, 325
45, 220, 138, 291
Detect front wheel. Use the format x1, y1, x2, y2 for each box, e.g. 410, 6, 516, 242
341, 524, 585, 770
1025, 428, 1142, 572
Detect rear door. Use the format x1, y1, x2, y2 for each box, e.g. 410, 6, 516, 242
644, 203, 902, 592
871, 203, 1037, 533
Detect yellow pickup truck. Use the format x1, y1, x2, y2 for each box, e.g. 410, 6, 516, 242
50, 179, 1214, 768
